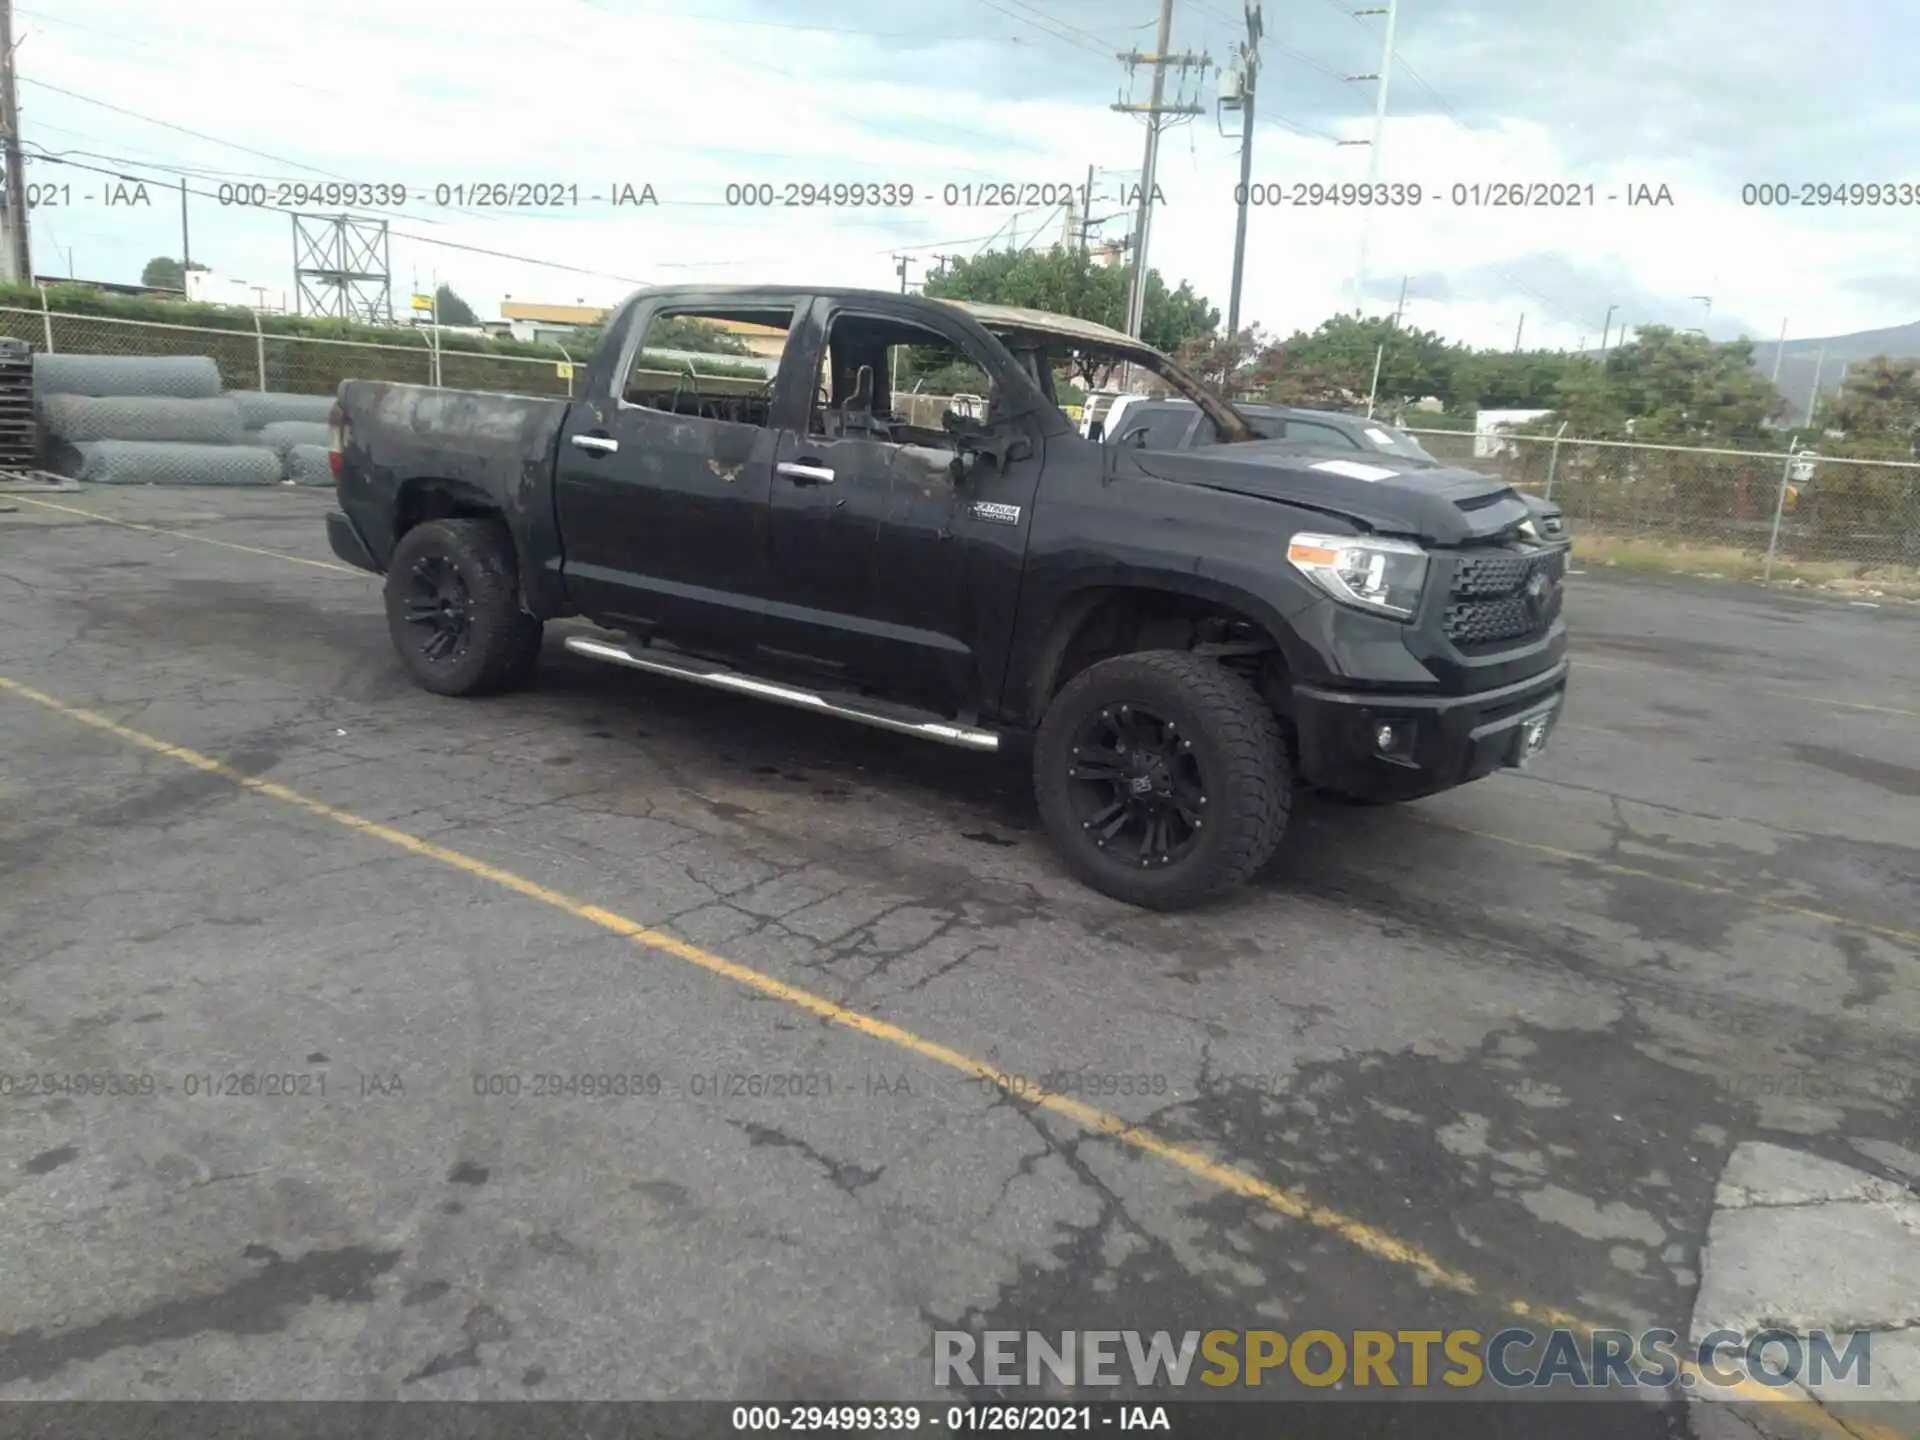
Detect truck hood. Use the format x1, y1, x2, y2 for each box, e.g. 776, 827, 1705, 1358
1122, 443, 1532, 546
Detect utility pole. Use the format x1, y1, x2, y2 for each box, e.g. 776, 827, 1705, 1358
1223, 2, 1262, 337
1340, 0, 1398, 316
892, 253, 915, 294
1770, 317, 1787, 383
0, 0, 31, 285
1599, 303, 1618, 351
1803, 347, 1826, 426
1114, 0, 1208, 339
1513, 313, 1525, 351
1391, 275, 1409, 327
179, 179, 191, 276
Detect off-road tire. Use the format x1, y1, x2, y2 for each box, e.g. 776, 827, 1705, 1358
1033, 650, 1290, 910
383, 518, 543, 697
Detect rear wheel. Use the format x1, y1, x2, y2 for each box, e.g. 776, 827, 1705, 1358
1033, 650, 1289, 910
383, 518, 543, 696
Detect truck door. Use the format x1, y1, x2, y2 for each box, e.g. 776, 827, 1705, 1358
554, 296, 808, 650
761, 300, 1044, 714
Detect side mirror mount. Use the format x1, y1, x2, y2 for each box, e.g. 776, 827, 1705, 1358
942, 412, 1032, 480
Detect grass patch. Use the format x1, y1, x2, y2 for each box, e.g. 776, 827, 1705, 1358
1572, 527, 1920, 600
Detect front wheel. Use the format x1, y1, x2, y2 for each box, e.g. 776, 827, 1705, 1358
383, 518, 543, 696
1033, 650, 1290, 910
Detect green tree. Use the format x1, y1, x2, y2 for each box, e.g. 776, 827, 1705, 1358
922, 246, 1220, 368
1812, 355, 1920, 458
1447, 347, 1575, 410
434, 285, 478, 326
644, 315, 751, 355
1538, 325, 1785, 442
139, 256, 207, 291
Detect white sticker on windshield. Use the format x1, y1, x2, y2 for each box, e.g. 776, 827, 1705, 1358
1364, 427, 1395, 445
1309, 458, 1399, 482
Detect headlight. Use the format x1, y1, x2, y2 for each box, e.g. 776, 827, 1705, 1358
1286, 532, 1429, 619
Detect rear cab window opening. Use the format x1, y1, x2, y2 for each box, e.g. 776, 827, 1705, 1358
619, 306, 795, 428
811, 312, 993, 450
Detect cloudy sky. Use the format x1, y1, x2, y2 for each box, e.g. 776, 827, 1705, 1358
12, 0, 1914, 358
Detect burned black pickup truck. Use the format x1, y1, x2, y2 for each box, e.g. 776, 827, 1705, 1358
324, 286, 1569, 910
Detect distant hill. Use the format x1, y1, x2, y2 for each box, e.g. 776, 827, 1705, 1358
1748, 321, 1920, 423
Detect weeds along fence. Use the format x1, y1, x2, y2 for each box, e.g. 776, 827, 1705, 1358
1404, 427, 1920, 569
0, 305, 580, 401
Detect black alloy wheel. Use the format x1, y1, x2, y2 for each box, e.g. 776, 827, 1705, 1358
1033, 649, 1290, 910
381, 518, 544, 697
1064, 703, 1209, 869
403, 553, 475, 664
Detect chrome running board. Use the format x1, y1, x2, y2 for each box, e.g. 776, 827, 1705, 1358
563, 635, 1001, 752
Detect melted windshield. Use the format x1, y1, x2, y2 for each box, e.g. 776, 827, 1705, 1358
983, 328, 1255, 443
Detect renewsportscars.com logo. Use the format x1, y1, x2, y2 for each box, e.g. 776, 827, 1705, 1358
933, 1328, 1876, 1392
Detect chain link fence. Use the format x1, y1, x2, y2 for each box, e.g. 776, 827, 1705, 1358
1405, 427, 1920, 571
0, 305, 579, 403
9, 299, 1916, 578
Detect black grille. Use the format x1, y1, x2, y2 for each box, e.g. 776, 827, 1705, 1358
1453, 552, 1534, 597
1443, 548, 1559, 648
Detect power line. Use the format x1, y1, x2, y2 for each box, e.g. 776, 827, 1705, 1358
28, 138, 1071, 286
24, 151, 655, 285
19, 78, 368, 187
970, 0, 1112, 59
18, 134, 1002, 247
991, 0, 1117, 50
1390, 52, 1472, 129
1264, 113, 1343, 144
1266, 39, 1350, 84
558, 2, 932, 39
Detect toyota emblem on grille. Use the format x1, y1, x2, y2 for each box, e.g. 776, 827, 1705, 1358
1524, 566, 1551, 620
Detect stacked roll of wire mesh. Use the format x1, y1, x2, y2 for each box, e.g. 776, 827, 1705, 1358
35, 356, 337, 488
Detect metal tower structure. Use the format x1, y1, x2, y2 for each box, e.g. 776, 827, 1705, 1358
291, 213, 393, 322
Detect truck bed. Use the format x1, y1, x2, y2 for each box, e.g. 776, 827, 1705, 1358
332, 381, 573, 575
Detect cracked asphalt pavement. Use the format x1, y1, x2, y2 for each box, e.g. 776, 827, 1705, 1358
0, 489, 1916, 1424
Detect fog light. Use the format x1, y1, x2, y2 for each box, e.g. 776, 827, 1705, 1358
1374, 724, 1397, 752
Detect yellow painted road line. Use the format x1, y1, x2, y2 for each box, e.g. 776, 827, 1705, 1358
3, 493, 366, 577
1420, 816, 1920, 950
0, 673, 1891, 1438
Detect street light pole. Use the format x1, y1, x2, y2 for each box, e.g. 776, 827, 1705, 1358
1345, 0, 1398, 315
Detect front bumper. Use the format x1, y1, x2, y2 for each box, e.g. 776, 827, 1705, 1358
1292, 659, 1570, 802
326, 510, 380, 574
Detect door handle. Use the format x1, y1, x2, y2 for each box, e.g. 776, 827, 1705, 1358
777, 461, 835, 484
571, 433, 619, 455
